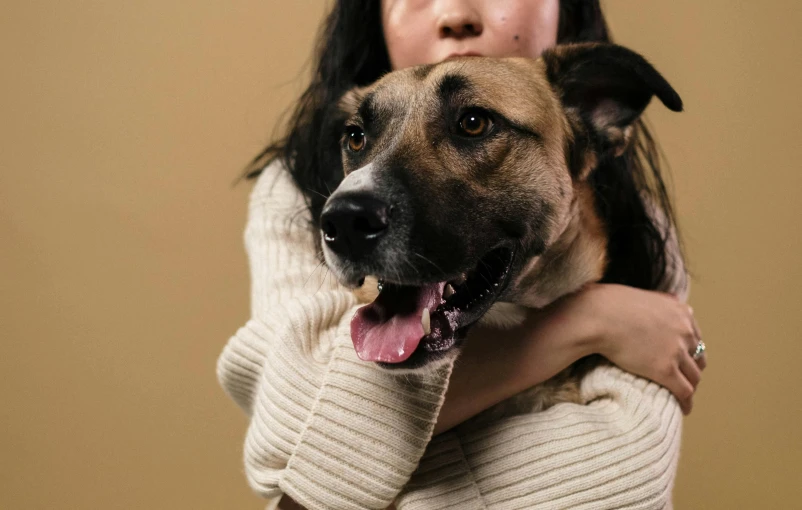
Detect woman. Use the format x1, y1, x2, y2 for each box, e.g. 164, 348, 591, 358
218, 1, 706, 508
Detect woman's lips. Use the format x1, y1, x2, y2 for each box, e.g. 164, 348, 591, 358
445, 51, 483, 59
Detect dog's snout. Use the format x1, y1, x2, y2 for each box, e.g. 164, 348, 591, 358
321, 193, 391, 257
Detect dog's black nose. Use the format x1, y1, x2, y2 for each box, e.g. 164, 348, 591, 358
321, 193, 391, 258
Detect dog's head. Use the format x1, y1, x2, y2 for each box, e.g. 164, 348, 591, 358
320, 43, 682, 369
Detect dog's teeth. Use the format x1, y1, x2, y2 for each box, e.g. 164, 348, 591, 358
443, 284, 455, 299
421, 308, 431, 336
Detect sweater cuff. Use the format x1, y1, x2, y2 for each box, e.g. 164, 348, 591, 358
222, 290, 453, 510
281, 339, 452, 509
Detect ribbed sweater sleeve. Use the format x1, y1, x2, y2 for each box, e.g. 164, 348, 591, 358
216, 162, 453, 510
396, 367, 682, 510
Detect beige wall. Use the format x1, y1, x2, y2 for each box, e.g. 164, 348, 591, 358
1, 1, 799, 508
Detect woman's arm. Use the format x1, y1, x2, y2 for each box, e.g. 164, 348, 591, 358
399, 364, 683, 510
434, 297, 596, 436
435, 282, 703, 435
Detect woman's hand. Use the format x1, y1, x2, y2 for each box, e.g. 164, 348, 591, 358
567, 283, 706, 414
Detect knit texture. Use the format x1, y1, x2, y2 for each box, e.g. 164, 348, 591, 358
217, 162, 686, 510
396, 367, 681, 509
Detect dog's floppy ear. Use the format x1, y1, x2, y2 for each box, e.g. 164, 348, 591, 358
542, 43, 682, 159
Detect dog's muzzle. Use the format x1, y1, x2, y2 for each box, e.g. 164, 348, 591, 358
319, 170, 516, 369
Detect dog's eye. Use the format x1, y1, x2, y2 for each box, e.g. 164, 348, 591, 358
346, 126, 366, 152
457, 110, 491, 137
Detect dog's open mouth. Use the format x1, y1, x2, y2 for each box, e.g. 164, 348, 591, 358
350, 245, 515, 365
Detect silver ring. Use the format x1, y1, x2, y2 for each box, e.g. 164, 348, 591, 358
692, 340, 706, 360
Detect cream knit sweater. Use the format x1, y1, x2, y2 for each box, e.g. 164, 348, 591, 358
217, 161, 687, 510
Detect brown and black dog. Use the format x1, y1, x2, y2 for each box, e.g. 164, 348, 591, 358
319, 43, 681, 412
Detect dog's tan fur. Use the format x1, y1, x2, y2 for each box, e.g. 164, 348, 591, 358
332, 45, 679, 418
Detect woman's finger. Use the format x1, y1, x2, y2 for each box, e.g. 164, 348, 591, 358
685, 306, 707, 370
681, 396, 694, 415
679, 352, 702, 389
688, 324, 707, 370
666, 368, 695, 414
695, 351, 707, 370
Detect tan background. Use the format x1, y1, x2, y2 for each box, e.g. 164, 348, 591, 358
1, 1, 800, 508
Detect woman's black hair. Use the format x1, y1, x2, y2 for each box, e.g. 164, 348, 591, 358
245, 0, 683, 291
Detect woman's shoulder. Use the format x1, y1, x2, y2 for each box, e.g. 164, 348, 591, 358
250, 158, 300, 202
247, 158, 313, 219
243, 158, 316, 241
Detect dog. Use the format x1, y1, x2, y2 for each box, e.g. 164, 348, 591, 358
319, 43, 681, 414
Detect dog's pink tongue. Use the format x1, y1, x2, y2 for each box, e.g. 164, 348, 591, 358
351, 282, 445, 363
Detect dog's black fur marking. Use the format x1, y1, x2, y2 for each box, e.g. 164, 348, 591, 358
356, 91, 398, 139
438, 74, 473, 104
356, 91, 378, 126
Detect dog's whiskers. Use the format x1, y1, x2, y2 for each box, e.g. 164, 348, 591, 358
306, 187, 331, 200
317, 267, 331, 294
401, 257, 421, 278
304, 259, 328, 290
412, 251, 445, 276
390, 260, 405, 285
475, 258, 495, 288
